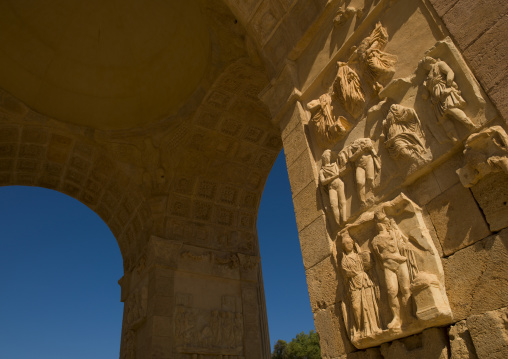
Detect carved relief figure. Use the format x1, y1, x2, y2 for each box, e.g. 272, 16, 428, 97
420, 56, 477, 141
174, 294, 243, 353
457, 126, 508, 187
319, 149, 347, 225
336, 195, 452, 349
350, 22, 397, 85
334, 62, 366, 118
341, 231, 382, 340
371, 211, 413, 331
307, 93, 347, 147
383, 104, 430, 169
340, 138, 380, 208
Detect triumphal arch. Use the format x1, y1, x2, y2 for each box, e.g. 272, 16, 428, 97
0, 0, 506, 358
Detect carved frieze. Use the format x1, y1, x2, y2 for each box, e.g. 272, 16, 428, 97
307, 93, 348, 148
311, 34, 497, 229
420, 56, 478, 142
382, 104, 432, 173
334, 62, 366, 119
457, 126, 508, 187
336, 194, 452, 349
349, 22, 397, 87
174, 293, 244, 355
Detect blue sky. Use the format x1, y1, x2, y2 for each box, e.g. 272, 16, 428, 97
0, 150, 314, 358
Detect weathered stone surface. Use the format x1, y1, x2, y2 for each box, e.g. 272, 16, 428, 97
464, 14, 508, 92
443, 230, 508, 321
405, 171, 442, 206
432, 152, 462, 193
489, 74, 508, 121
314, 303, 355, 358
299, 214, 333, 270
449, 320, 479, 359
427, 183, 491, 256
282, 119, 309, 167
287, 148, 316, 198
467, 307, 508, 359
338, 347, 383, 359
428, 0, 460, 17
470, 172, 508, 232
305, 255, 338, 312
380, 327, 449, 359
292, 180, 322, 231
442, 0, 508, 50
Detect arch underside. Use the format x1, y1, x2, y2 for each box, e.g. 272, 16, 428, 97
0, 2, 290, 357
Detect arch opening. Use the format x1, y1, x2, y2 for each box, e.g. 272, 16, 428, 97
257, 150, 315, 350
0, 185, 124, 359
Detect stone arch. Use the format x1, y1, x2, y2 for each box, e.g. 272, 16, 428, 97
0, 90, 152, 272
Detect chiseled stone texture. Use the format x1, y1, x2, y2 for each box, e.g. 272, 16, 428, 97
449, 320, 479, 359
427, 183, 491, 256
299, 214, 333, 270
466, 307, 508, 359
337, 348, 382, 359
443, 230, 508, 321
440, 0, 508, 50
305, 255, 338, 312
379, 328, 449, 359
470, 172, 508, 232
314, 303, 355, 358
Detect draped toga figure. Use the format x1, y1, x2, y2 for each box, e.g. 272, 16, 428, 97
334, 62, 366, 118
383, 104, 430, 167
307, 93, 347, 147
341, 232, 382, 340
351, 22, 397, 85
420, 56, 477, 142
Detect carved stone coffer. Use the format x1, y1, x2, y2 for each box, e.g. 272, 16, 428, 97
335, 193, 452, 349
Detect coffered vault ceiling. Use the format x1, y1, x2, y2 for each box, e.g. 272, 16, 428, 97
0, 0, 211, 130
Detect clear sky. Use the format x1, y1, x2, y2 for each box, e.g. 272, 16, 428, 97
0, 150, 314, 358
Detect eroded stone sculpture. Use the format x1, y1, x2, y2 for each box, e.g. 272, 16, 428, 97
340, 231, 382, 341
307, 93, 347, 147
382, 104, 431, 172
457, 126, 508, 187
350, 22, 397, 86
175, 293, 243, 355
339, 138, 380, 208
334, 62, 366, 118
319, 149, 347, 225
420, 56, 477, 142
337, 194, 452, 349
372, 211, 415, 331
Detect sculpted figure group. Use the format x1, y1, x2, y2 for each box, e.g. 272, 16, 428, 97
308, 18, 490, 351
338, 203, 450, 348
313, 23, 480, 226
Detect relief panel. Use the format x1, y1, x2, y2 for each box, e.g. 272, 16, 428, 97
335, 194, 451, 349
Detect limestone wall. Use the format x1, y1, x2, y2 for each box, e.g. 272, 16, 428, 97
265, 0, 508, 357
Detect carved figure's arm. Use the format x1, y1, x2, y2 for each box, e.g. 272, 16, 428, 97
307, 99, 321, 111
438, 61, 455, 87
319, 169, 339, 186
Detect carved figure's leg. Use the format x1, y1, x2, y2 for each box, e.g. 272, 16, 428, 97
446, 107, 476, 129
384, 269, 401, 330
356, 166, 367, 206
337, 180, 348, 223
397, 263, 411, 308
440, 117, 459, 142
365, 158, 375, 200
350, 290, 362, 331
328, 188, 342, 226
